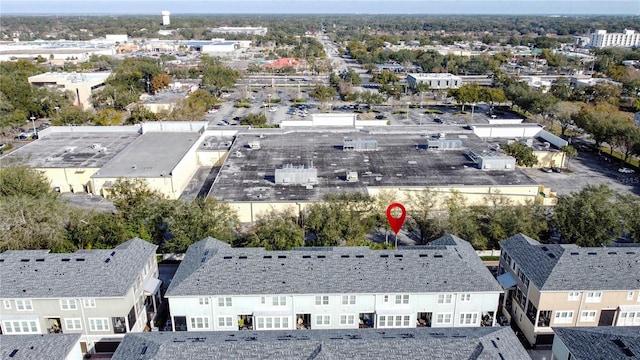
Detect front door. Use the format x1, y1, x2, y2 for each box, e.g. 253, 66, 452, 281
598, 310, 615, 326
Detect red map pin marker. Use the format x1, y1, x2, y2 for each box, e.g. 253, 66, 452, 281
386, 202, 407, 235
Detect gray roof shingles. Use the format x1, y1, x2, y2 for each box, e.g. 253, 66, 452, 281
0, 334, 81, 360
500, 233, 640, 291
166, 235, 502, 297
552, 327, 640, 360
112, 327, 531, 360
0, 238, 157, 298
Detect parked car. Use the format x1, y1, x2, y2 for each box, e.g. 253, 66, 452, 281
552, 167, 562, 173
207, 108, 219, 114
434, 118, 443, 123
541, 167, 553, 173
618, 167, 635, 174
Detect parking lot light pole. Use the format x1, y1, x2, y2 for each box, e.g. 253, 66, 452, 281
406, 102, 410, 121
29, 116, 37, 134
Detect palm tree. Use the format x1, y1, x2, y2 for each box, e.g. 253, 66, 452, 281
560, 145, 578, 169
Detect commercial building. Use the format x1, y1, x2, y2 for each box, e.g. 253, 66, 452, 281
112, 327, 531, 360
497, 234, 640, 346
406, 73, 463, 90
589, 29, 640, 48
0, 334, 83, 360
551, 327, 640, 360
209, 27, 268, 36
27, 72, 110, 110
0, 238, 160, 354
165, 235, 503, 332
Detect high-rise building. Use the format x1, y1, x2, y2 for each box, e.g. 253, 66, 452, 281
161, 11, 170, 26
589, 29, 640, 48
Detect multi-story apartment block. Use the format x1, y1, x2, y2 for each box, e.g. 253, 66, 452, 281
165, 235, 503, 333
589, 29, 640, 48
0, 238, 160, 354
498, 234, 640, 346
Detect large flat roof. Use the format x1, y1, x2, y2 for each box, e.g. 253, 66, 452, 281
1, 131, 139, 168
93, 132, 200, 178
209, 129, 537, 202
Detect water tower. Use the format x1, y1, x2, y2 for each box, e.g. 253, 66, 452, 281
161, 11, 170, 26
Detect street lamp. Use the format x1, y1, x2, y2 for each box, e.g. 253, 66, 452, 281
29, 116, 37, 135
420, 113, 424, 126
406, 102, 411, 122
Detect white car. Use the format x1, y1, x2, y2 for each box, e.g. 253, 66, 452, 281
207, 108, 219, 114
618, 167, 635, 174
268, 106, 278, 112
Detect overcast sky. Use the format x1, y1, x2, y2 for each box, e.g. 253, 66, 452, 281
2, 0, 639, 15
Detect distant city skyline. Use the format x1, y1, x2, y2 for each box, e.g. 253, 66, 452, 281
2, 0, 639, 15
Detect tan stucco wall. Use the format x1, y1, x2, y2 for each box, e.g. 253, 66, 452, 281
142, 103, 176, 114
93, 176, 177, 199
197, 150, 228, 167
534, 151, 566, 168
39, 167, 100, 193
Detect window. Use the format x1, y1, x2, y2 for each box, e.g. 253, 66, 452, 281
256, 316, 289, 329
65, 318, 82, 330
340, 314, 356, 325
460, 294, 471, 302
218, 297, 232, 307
2, 320, 38, 334
395, 294, 409, 305
272, 296, 286, 306
15, 299, 33, 311
586, 292, 602, 303
341, 295, 356, 305
378, 315, 411, 328
60, 299, 77, 310
437, 294, 452, 304
3, 300, 11, 309
315, 315, 331, 326
554, 311, 574, 324
217, 316, 233, 328
383, 295, 389, 303
618, 311, 640, 326
315, 296, 329, 306
83, 299, 96, 308
627, 291, 634, 301
435, 313, 452, 325
190, 316, 210, 330
567, 292, 579, 301
260, 297, 266, 305
199, 297, 209, 305
459, 313, 478, 325
89, 318, 110, 331
580, 311, 597, 322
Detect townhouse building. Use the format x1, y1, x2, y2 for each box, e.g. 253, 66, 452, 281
551, 327, 640, 360
0, 334, 83, 360
0, 238, 160, 354
498, 234, 640, 346
165, 235, 503, 333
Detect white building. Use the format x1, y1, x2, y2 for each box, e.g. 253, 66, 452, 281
161, 11, 170, 26
406, 73, 463, 90
589, 29, 640, 48
165, 235, 503, 332
28, 72, 110, 110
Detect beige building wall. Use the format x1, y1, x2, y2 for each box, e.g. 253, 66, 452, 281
92, 177, 176, 199
40, 168, 100, 193
534, 151, 566, 168
230, 202, 310, 223
142, 103, 176, 114
197, 150, 228, 167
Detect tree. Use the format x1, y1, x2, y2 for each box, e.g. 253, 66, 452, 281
200, 55, 241, 95
403, 189, 445, 244
549, 102, 580, 137
94, 108, 124, 126
501, 142, 539, 167
619, 196, 640, 244
246, 207, 304, 250
51, 105, 95, 126
240, 113, 268, 127
309, 85, 337, 109
0, 165, 55, 199
125, 105, 157, 124
612, 124, 640, 163
150, 73, 171, 93
449, 82, 482, 112
65, 209, 132, 250
443, 192, 487, 249
572, 103, 626, 150
560, 145, 577, 169
554, 185, 622, 247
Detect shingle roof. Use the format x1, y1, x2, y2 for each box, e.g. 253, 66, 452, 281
0, 238, 157, 298
166, 235, 502, 297
552, 327, 640, 360
0, 334, 81, 360
112, 327, 531, 360
500, 233, 640, 291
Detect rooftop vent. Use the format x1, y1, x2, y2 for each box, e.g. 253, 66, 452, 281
110, 251, 116, 256
394, 254, 403, 258
341, 255, 350, 258
9, 349, 18, 358
419, 254, 428, 258
355, 255, 364, 258
61, 258, 70, 262
626, 252, 636, 255
223, 256, 232, 260
35, 259, 44, 262
587, 252, 597, 255
608, 252, 618, 255
141, 346, 148, 355
20, 259, 29, 262
317, 255, 326, 259
547, 253, 556, 259
380, 254, 389, 258
303, 255, 311, 259
76, 258, 85, 261
264, 255, 272, 259
570, 252, 579, 255
278, 255, 287, 259
105, 258, 111, 263
239, 256, 248, 259
433, 254, 443, 258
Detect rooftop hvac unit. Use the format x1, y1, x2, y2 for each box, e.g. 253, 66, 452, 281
346, 171, 358, 182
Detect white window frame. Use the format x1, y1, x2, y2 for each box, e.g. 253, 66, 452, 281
256, 316, 289, 330
272, 296, 286, 306
341, 295, 356, 305
60, 299, 77, 310
83, 298, 96, 308
190, 316, 210, 330
65, 318, 82, 330
198, 297, 209, 305
585, 291, 602, 303
460, 293, 471, 302
627, 291, 634, 301
459, 313, 479, 326
554, 311, 574, 324
618, 311, 640, 326
435, 313, 452, 325
3, 300, 11, 309
89, 318, 110, 331
437, 294, 452, 304
378, 315, 411, 328
315, 295, 329, 306
339, 314, 356, 325
15, 299, 33, 311
315, 315, 331, 327
217, 297, 232, 307
2, 320, 39, 334
217, 316, 233, 328
579, 311, 597, 322
567, 292, 579, 301
395, 294, 409, 305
